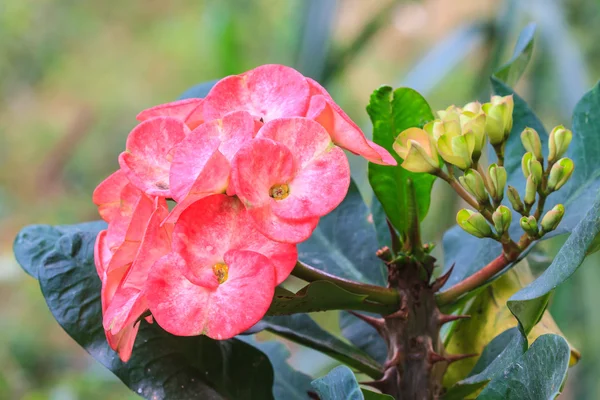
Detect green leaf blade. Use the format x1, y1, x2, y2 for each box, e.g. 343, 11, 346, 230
367, 86, 436, 236
311, 365, 393, 400
494, 23, 536, 87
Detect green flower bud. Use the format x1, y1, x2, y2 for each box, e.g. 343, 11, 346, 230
541, 204, 565, 233
547, 158, 574, 191
460, 111, 487, 163
459, 169, 489, 204
493, 205, 512, 236
521, 127, 543, 161
463, 101, 482, 114
507, 185, 524, 213
548, 125, 573, 162
488, 163, 507, 203
427, 119, 475, 170
457, 209, 494, 238
520, 216, 539, 237
482, 95, 514, 145
437, 105, 462, 123
393, 127, 441, 173
524, 175, 538, 207
521, 152, 543, 182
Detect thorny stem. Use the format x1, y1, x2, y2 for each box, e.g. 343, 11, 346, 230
291, 261, 400, 308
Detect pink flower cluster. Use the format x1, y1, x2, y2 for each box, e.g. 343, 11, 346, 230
93, 65, 396, 361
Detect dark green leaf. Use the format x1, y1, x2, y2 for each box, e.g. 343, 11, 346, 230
14, 223, 275, 400
178, 80, 218, 100
13, 221, 106, 279
339, 312, 387, 365
298, 179, 386, 285
258, 314, 383, 379
444, 328, 527, 400
371, 196, 393, 250
508, 193, 600, 333
238, 337, 314, 400
493, 23, 536, 87
367, 86, 436, 236
311, 365, 392, 400
476, 334, 570, 400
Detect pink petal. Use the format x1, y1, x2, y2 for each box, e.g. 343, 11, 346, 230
203, 64, 310, 122
119, 117, 190, 197
169, 121, 229, 202
94, 230, 111, 276
256, 117, 332, 168
146, 251, 275, 338
305, 79, 396, 166
246, 205, 319, 243
207, 111, 257, 161
231, 138, 296, 208
137, 98, 204, 129
146, 253, 212, 336
271, 145, 350, 220
105, 320, 140, 362
93, 170, 130, 222
204, 250, 275, 339
103, 287, 147, 334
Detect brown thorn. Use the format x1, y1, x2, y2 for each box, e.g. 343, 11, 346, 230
445, 353, 478, 364
348, 311, 386, 335
384, 291, 408, 320
384, 347, 402, 369
438, 313, 471, 326
428, 350, 446, 364
361, 367, 397, 394
431, 263, 455, 292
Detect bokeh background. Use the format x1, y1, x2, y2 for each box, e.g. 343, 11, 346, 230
1, 0, 599, 398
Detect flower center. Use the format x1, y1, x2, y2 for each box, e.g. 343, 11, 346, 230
269, 183, 290, 200
212, 263, 229, 284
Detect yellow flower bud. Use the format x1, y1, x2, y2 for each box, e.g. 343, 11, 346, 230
457, 209, 494, 238
547, 158, 574, 191
541, 204, 565, 234
507, 185, 524, 213
482, 95, 514, 145
488, 163, 507, 203
437, 105, 462, 123
493, 205, 512, 236
426, 120, 475, 170
548, 125, 573, 162
459, 169, 489, 204
521, 127, 543, 161
524, 175, 538, 207
521, 152, 543, 183
393, 127, 441, 173
520, 216, 539, 237
460, 111, 487, 163
463, 101, 482, 114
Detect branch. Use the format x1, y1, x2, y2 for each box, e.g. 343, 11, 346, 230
291, 261, 400, 308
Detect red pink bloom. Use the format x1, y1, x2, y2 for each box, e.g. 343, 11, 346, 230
93, 64, 395, 361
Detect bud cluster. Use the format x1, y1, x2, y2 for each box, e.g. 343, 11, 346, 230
391, 94, 574, 247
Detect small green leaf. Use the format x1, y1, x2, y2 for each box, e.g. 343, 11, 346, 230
476, 334, 570, 400
367, 86, 436, 236
311, 365, 392, 400
493, 23, 536, 87
238, 336, 314, 400
508, 193, 600, 333
444, 328, 527, 400
298, 179, 386, 286
258, 314, 383, 379
14, 223, 275, 400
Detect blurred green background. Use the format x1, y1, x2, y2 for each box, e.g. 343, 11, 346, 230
1, 0, 599, 398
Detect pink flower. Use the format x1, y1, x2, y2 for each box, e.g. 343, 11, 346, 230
147, 195, 297, 338
202, 64, 395, 166
137, 98, 205, 130
232, 117, 350, 243
119, 117, 189, 197
93, 178, 172, 362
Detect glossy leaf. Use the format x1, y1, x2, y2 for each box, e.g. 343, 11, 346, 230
238, 336, 314, 400
476, 334, 570, 400
311, 365, 392, 400
508, 193, 600, 333
444, 328, 526, 400
256, 314, 383, 379
339, 312, 387, 365
14, 222, 275, 400
366, 86, 436, 236
493, 23, 536, 87
298, 179, 386, 285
